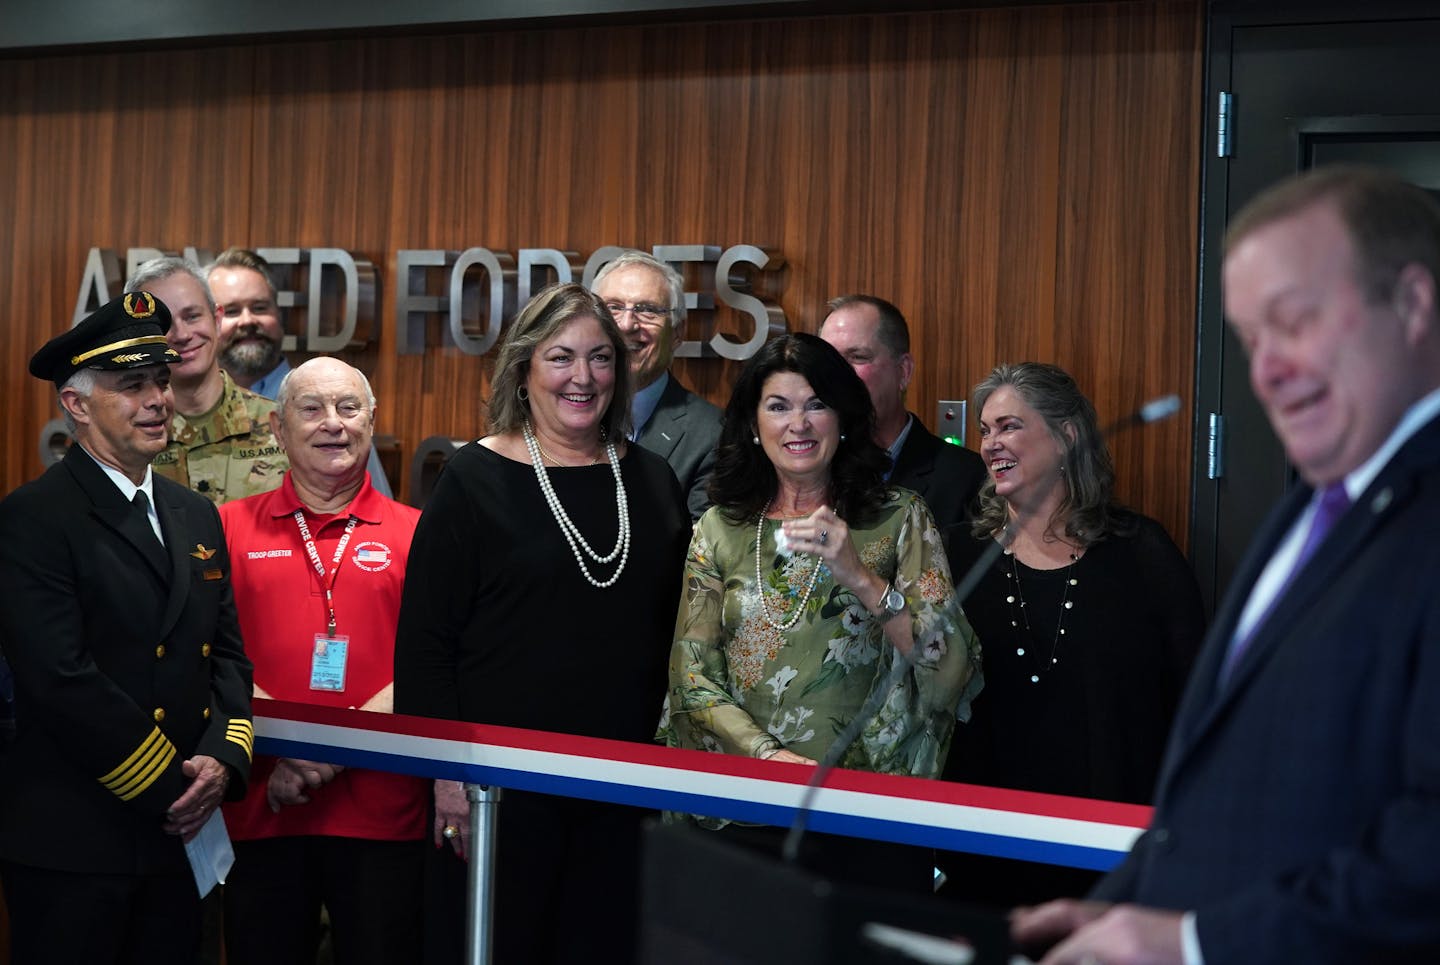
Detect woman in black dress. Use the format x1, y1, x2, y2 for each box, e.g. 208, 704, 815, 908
941, 362, 1205, 906
393, 283, 690, 963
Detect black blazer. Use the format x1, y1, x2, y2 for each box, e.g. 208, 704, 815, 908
889, 413, 987, 573
0, 445, 252, 875
635, 373, 723, 520
1093, 412, 1440, 963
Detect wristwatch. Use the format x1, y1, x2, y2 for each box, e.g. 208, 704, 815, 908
876, 582, 905, 621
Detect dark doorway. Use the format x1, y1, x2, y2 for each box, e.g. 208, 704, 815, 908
1192, 2, 1440, 611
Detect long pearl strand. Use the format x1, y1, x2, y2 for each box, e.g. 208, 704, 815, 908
523, 420, 630, 588
754, 499, 823, 631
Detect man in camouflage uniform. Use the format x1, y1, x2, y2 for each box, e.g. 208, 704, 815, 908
125, 258, 288, 504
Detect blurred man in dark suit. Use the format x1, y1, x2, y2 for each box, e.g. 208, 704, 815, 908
0, 293, 254, 964
1013, 166, 1440, 963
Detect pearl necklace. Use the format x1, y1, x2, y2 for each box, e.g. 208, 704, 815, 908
522, 421, 630, 588
754, 500, 823, 631
1005, 548, 1079, 684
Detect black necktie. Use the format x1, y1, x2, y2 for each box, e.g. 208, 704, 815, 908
126, 489, 170, 579
133, 491, 164, 548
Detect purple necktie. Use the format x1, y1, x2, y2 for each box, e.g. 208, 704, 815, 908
1220, 481, 1352, 685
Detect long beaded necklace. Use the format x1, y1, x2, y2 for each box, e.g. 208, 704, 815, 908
522, 420, 630, 588
1004, 548, 1080, 684
754, 500, 823, 631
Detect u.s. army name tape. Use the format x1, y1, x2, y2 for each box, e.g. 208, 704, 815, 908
255, 700, 1149, 871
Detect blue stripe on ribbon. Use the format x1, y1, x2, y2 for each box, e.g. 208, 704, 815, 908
258, 732, 1134, 870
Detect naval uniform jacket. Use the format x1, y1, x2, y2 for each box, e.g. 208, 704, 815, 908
0, 445, 253, 875
1092, 412, 1440, 962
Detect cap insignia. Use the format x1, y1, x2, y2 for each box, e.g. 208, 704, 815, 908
123, 292, 157, 319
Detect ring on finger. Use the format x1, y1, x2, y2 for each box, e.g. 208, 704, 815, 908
442, 825, 460, 840
818, 529, 829, 545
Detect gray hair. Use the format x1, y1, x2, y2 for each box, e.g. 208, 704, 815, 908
125, 257, 215, 313
275, 360, 377, 414
591, 250, 686, 331
971, 362, 1130, 546
59, 368, 98, 434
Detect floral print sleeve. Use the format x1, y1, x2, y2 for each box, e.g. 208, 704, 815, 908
852, 495, 981, 777
667, 511, 783, 759
665, 492, 982, 779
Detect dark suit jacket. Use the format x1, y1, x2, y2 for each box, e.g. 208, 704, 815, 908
0, 445, 253, 875
636, 373, 723, 520
889, 413, 987, 573
1092, 412, 1440, 963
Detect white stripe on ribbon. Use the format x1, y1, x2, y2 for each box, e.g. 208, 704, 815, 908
255, 709, 1146, 871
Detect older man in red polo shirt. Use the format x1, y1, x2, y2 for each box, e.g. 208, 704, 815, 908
218, 357, 427, 965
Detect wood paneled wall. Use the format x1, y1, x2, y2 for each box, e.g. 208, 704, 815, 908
0, 0, 1203, 546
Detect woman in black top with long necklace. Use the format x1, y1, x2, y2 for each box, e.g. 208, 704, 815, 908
393, 284, 690, 964
941, 362, 1205, 907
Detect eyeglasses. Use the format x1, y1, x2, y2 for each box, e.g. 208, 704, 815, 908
604, 302, 673, 326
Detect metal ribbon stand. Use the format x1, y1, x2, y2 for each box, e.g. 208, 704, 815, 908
463, 783, 503, 965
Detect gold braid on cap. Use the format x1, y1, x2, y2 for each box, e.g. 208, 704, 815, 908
70, 335, 172, 366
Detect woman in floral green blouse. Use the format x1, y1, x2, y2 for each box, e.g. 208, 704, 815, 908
667, 333, 981, 801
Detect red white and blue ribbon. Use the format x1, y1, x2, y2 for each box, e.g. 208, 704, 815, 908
255, 700, 1149, 871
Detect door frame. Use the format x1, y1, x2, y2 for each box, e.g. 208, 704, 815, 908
1191, 0, 1440, 612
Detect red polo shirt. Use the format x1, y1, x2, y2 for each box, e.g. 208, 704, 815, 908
219, 472, 427, 841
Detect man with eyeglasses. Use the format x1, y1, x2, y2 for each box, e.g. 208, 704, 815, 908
593, 250, 722, 519
217, 357, 426, 965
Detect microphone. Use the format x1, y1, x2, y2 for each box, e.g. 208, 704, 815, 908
779, 391, 1181, 864
1101, 394, 1182, 435
1140, 394, 1182, 423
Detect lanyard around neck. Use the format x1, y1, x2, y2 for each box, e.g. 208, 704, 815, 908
293, 510, 358, 636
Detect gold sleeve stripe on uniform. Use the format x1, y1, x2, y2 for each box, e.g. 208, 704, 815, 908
226, 720, 254, 760
96, 727, 178, 801
98, 726, 173, 789
115, 742, 177, 801
226, 734, 254, 757
108, 734, 173, 799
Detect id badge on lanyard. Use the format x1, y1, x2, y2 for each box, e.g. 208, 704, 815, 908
295, 510, 358, 693
310, 634, 350, 691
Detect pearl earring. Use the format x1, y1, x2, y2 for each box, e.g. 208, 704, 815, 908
752, 435, 760, 445
840, 433, 847, 441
